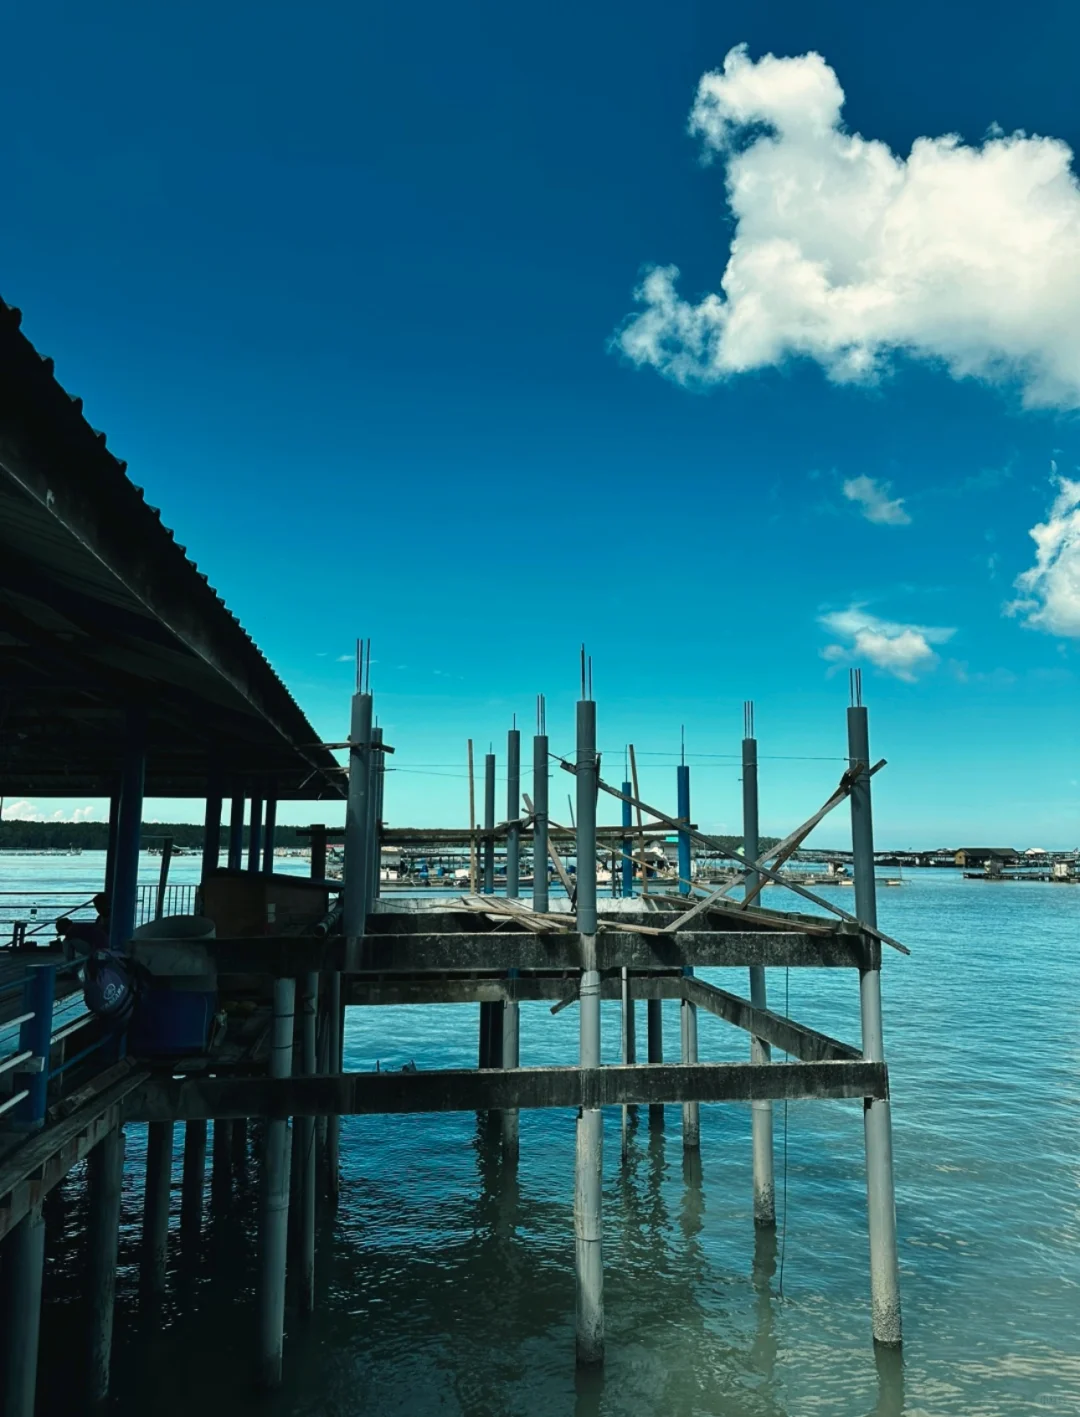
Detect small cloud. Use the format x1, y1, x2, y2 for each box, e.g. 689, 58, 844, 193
842, 475, 911, 526
336, 654, 353, 663
1007, 474, 1080, 636
819, 605, 954, 681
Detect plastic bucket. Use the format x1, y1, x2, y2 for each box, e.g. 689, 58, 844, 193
130, 915, 218, 1055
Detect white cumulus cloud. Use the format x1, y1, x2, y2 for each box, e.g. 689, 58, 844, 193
842, 475, 911, 525
1007, 475, 1080, 635
1, 800, 100, 823
820, 606, 955, 681
616, 45, 1080, 408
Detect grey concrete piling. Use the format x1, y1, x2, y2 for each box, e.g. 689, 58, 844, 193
344, 690, 373, 942
506, 726, 521, 899
574, 693, 604, 1365
848, 694, 902, 1348
647, 999, 664, 1127
142, 1120, 174, 1299
479, 751, 498, 1067
1, 1205, 45, 1417
258, 976, 296, 1387
299, 970, 318, 1312
326, 971, 342, 1202
743, 714, 775, 1226
88, 1127, 125, 1402
180, 1119, 207, 1244
532, 724, 549, 913
212, 1118, 233, 1206
502, 972, 520, 1160
621, 966, 636, 1157
680, 978, 700, 1149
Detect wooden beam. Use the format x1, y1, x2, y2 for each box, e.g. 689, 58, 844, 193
125, 1059, 889, 1122
682, 977, 861, 1063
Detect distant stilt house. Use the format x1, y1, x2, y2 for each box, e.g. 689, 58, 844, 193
953, 847, 1018, 870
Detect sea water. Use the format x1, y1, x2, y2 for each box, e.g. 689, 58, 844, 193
6, 854, 1077, 1416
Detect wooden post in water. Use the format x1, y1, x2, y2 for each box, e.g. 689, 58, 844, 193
87, 1126, 125, 1402
743, 703, 775, 1226
142, 1122, 173, 1299
258, 976, 296, 1387
574, 669, 604, 1365
848, 676, 902, 1348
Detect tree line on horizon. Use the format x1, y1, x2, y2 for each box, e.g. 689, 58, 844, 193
0, 821, 314, 851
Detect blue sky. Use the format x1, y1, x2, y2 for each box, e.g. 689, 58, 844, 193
3, 0, 1080, 846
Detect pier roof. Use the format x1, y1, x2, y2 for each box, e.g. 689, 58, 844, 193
0, 300, 344, 799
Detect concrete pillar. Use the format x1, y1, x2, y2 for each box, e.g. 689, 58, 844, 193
1, 1206, 45, 1417
88, 1127, 125, 1402
141, 1121, 173, 1299
479, 750, 498, 1069
532, 731, 549, 912
506, 727, 520, 899
309, 823, 328, 882
344, 691, 373, 943
574, 693, 603, 1365
680, 974, 700, 1149
247, 796, 264, 873
743, 717, 775, 1226
212, 1118, 233, 1207
326, 971, 342, 1203
369, 727, 384, 899
676, 764, 699, 1148
104, 786, 121, 902
228, 793, 245, 871
647, 998, 664, 1128
849, 699, 902, 1349
262, 790, 277, 875
620, 966, 636, 1157
109, 711, 145, 950
201, 773, 223, 883
298, 971, 318, 1313
258, 977, 296, 1387
502, 971, 520, 1159
180, 1119, 207, 1245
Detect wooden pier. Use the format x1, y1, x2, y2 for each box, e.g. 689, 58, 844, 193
0, 301, 907, 1410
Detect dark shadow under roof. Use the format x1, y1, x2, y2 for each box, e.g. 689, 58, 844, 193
0, 299, 345, 800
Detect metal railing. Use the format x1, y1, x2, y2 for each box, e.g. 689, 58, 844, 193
0, 958, 120, 1132
1, 883, 197, 947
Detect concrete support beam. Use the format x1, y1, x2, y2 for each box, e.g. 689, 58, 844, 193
128, 1060, 889, 1123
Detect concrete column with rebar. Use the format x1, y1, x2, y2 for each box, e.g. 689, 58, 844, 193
849, 695, 902, 1349
621, 780, 633, 898
743, 717, 775, 1226
575, 692, 604, 1365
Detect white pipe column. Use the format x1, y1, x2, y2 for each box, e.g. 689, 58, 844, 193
849, 697, 902, 1348
574, 693, 604, 1365
258, 977, 296, 1387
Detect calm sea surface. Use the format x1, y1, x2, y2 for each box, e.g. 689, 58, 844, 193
4, 853, 1078, 1416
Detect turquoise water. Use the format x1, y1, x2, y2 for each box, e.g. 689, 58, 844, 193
8, 855, 1079, 1415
